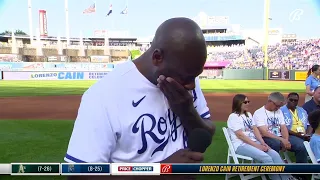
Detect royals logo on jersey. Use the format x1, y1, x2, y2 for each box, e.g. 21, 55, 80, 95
131, 90, 198, 157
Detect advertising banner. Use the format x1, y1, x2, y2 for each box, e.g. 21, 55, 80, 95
268, 70, 290, 80
91, 56, 110, 63
204, 61, 230, 68
39, 10, 48, 37
3, 71, 109, 80
0, 62, 115, 71
295, 71, 308, 81
204, 35, 243, 41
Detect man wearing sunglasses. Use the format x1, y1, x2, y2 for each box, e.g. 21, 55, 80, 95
281, 93, 312, 142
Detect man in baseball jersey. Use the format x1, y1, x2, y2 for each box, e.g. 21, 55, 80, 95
64, 17, 215, 172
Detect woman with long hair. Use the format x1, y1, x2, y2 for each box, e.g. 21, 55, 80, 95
305, 65, 320, 102
227, 94, 294, 180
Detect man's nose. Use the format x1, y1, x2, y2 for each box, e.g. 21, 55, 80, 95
184, 82, 195, 90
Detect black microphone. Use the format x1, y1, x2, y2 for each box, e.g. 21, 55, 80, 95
187, 128, 212, 153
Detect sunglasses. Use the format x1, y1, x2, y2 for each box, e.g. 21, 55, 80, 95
243, 101, 250, 104
288, 99, 299, 103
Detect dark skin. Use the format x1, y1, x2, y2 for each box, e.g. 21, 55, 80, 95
135, 18, 215, 136
69, 17, 214, 180
136, 18, 215, 161
286, 94, 312, 141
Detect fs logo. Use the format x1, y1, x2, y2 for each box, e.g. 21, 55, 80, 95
160, 164, 172, 174
289, 9, 304, 23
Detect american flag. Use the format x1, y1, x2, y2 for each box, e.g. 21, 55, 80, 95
83, 3, 96, 14
120, 6, 128, 14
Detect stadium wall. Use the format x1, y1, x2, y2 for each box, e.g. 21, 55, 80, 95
222, 69, 307, 81
291, 70, 308, 81
223, 69, 265, 80
1, 71, 110, 80
0, 61, 309, 81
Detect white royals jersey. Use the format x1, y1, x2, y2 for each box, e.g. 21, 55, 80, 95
64, 61, 211, 163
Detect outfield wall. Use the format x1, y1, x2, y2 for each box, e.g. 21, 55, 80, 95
0, 61, 309, 81
0, 69, 309, 81
1, 71, 110, 80
222, 69, 308, 81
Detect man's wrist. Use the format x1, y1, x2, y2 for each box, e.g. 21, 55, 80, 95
182, 105, 198, 117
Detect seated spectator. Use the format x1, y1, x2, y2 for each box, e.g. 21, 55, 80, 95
302, 86, 320, 115
281, 93, 312, 141
308, 110, 320, 163
227, 94, 293, 180
253, 92, 308, 164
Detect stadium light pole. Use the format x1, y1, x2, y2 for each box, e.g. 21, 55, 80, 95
28, 0, 34, 45
65, 0, 70, 46
263, 0, 270, 80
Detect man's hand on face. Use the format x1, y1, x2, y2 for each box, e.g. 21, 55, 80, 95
157, 75, 194, 117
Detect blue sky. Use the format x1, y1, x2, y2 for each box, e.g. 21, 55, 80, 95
0, 0, 319, 38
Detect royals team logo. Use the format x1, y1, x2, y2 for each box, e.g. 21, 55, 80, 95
132, 90, 198, 157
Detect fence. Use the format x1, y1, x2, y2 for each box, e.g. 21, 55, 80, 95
1, 71, 110, 80
0, 62, 309, 81
200, 69, 308, 81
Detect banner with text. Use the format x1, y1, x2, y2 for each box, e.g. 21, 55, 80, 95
6, 163, 320, 175
268, 70, 290, 80
295, 71, 308, 81
0, 62, 115, 71
3, 71, 109, 80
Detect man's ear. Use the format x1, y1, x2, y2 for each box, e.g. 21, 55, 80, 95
152, 49, 164, 66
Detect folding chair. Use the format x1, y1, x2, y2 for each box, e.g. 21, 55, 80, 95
303, 141, 320, 180
281, 150, 292, 163
222, 127, 267, 180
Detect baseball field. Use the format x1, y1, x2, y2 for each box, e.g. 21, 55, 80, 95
0, 79, 306, 180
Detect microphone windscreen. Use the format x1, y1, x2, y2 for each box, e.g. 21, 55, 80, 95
187, 128, 212, 153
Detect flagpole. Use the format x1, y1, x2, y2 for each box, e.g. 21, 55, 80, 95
91, 1, 95, 33
28, 0, 34, 45
93, 1, 97, 37
126, 0, 129, 32
263, 0, 270, 80
65, 0, 70, 46
111, 0, 115, 30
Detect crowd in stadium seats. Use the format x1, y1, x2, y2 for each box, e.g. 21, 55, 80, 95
206, 39, 320, 70
1, 38, 320, 70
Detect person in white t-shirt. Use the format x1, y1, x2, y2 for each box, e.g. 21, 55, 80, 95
253, 92, 291, 153
64, 17, 215, 179
254, 92, 310, 180
228, 94, 292, 180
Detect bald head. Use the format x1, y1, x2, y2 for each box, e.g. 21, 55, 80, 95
148, 17, 207, 88
152, 17, 207, 55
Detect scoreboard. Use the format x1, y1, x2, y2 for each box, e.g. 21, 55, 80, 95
0, 163, 320, 175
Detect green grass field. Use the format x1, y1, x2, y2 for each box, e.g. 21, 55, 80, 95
0, 80, 304, 179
